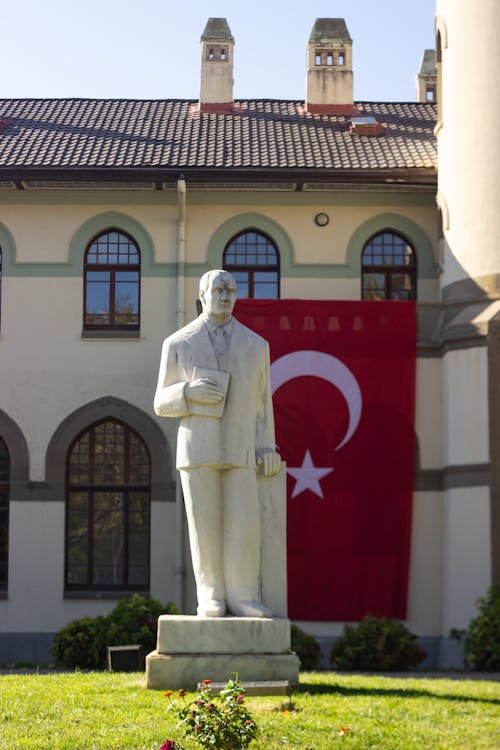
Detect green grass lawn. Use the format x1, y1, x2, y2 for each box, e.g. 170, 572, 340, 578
0, 670, 499, 750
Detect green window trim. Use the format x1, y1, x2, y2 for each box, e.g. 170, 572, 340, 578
1, 212, 168, 278
347, 213, 438, 280
205, 211, 437, 281
0, 210, 437, 281
206, 212, 294, 276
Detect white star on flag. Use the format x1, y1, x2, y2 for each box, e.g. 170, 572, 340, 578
287, 450, 334, 499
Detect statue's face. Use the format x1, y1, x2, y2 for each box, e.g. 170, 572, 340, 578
201, 272, 237, 320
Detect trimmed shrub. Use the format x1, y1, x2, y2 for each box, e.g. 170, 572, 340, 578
106, 595, 176, 655
291, 624, 321, 670
50, 615, 109, 670
330, 616, 426, 671
464, 585, 500, 670
51, 594, 179, 669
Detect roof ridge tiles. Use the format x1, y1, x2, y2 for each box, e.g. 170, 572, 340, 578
0, 96, 436, 106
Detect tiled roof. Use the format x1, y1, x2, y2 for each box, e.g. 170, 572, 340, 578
419, 49, 437, 77
309, 18, 352, 44
0, 98, 436, 174
201, 18, 234, 41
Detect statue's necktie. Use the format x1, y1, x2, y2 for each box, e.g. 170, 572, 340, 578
212, 326, 229, 359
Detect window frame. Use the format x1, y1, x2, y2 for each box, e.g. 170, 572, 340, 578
223, 228, 280, 299
83, 229, 141, 332
361, 230, 417, 301
0, 437, 9, 592
65, 418, 151, 592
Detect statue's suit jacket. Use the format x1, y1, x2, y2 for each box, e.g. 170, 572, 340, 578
154, 315, 276, 470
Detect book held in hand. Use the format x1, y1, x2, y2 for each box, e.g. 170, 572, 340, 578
190, 367, 231, 418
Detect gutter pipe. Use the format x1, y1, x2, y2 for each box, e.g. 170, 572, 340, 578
174, 175, 187, 611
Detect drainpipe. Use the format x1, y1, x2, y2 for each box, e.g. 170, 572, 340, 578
174, 175, 186, 611
177, 175, 186, 329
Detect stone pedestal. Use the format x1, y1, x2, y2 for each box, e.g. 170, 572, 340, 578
146, 615, 299, 690
258, 464, 287, 617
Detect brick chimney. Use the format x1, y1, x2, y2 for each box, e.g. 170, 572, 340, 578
306, 18, 356, 115
199, 18, 234, 113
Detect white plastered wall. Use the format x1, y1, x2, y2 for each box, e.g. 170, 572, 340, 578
406, 491, 444, 636
189, 200, 436, 264
415, 358, 443, 471
406, 357, 444, 636
0, 193, 439, 638
443, 348, 489, 467
2, 201, 179, 264
441, 486, 491, 632
0, 198, 184, 629
440, 347, 491, 631
1, 500, 178, 633
0, 278, 181, 630
437, 0, 500, 287
0, 276, 176, 482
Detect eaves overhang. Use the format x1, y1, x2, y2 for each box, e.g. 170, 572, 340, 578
0, 166, 437, 192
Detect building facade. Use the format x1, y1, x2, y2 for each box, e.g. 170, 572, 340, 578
0, 6, 497, 667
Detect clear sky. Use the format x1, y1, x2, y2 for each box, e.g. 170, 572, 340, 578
1, 0, 436, 102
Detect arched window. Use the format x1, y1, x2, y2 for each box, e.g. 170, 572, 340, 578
84, 230, 140, 330
0, 437, 9, 591
223, 230, 280, 299
361, 231, 417, 301
65, 419, 150, 591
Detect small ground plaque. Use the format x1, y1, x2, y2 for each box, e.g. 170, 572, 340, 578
107, 645, 144, 672
197, 680, 291, 696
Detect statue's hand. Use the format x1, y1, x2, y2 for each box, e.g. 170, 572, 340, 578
257, 450, 281, 477
185, 378, 224, 405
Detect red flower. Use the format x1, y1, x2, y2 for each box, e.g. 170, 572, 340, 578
159, 740, 178, 750
202, 679, 212, 684
236, 694, 245, 703
163, 691, 173, 698
178, 689, 187, 697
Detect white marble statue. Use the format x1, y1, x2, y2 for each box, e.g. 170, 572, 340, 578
154, 270, 281, 618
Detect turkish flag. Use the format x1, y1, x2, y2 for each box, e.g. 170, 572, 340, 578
235, 300, 416, 621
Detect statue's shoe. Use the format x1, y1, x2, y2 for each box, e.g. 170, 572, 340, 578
229, 600, 272, 618
197, 599, 226, 617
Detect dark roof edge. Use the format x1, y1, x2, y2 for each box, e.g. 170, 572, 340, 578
0, 166, 437, 186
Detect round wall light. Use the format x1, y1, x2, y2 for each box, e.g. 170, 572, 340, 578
314, 212, 330, 227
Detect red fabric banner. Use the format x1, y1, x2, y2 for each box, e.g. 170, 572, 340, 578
235, 300, 416, 621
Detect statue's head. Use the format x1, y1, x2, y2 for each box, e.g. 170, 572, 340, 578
199, 269, 237, 323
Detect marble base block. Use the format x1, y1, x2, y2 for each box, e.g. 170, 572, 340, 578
156, 614, 290, 654
146, 615, 299, 690
146, 651, 300, 690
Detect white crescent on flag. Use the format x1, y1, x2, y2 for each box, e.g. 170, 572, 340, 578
270, 350, 363, 499
270, 350, 362, 450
